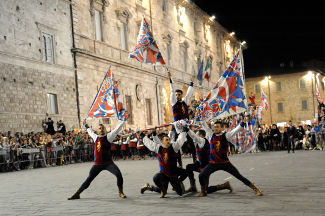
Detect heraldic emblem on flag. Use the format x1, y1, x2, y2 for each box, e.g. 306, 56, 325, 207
237, 124, 256, 154
129, 16, 166, 65
86, 66, 129, 122
228, 115, 256, 154
195, 50, 247, 122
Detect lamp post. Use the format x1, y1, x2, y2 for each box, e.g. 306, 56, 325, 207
311, 72, 315, 117
266, 76, 272, 124
308, 71, 316, 117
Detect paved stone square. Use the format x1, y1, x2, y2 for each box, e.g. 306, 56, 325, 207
0, 150, 324, 216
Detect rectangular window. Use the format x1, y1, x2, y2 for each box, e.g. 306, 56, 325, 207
166, 43, 170, 66
47, 93, 58, 114
300, 79, 306, 89
278, 102, 283, 112
42, 33, 53, 63
145, 99, 152, 125
322, 81, 325, 91
194, 21, 197, 32
95, 10, 102, 41
302, 100, 307, 110
255, 84, 261, 94
125, 96, 132, 124
162, 0, 167, 12
197, 57, 201, 73
182, 51, 187, 72
276, 82, 282, 91
217, 37, 221, 57
121, 23, 128, 50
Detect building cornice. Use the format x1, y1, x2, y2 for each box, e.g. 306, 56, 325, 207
71, 48, 210, 91
176, 0, 246, 48
0, 51, 75, 73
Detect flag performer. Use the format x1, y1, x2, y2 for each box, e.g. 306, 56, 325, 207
140, 123, 188, 198
168, 70, 197, 167
194, 50, 263, 196
68, 67, 129, 200
196, 118, 263, 197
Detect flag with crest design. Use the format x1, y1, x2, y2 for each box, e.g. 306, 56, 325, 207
195, 50, 247, 122
129, 16, 166, 66
86, 66, 129, 122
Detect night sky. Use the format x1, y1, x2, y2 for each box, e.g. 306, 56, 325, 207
193, 0, 325, 77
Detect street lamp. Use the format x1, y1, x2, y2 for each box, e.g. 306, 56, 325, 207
230, 32, 235, 36
241, 41, 246, 45
309, 71, 316, 117
209, 15, 215, 21
265, 76, 272, 124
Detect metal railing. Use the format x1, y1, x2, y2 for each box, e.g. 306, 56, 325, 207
0, 144, 94, 172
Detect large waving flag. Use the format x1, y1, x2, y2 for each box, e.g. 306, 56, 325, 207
229, 116, 256, 154
229, 115, 238, 145
86, 66, 129, 122
316, 85, 322, 102
237, 124, 256, 154
195, 50, 247, 122
129, 16, 165, 65
261, 90, 269, 110
204, 58, 211, 82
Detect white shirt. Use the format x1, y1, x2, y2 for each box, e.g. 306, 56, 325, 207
170, 78, 194, 107
86, 121, 125, 143
143, 132, 187, 153
201, 121, 244, 142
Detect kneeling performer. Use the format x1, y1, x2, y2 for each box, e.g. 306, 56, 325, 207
140, 130, 187, 198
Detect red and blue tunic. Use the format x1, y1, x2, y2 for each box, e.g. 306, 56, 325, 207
121, 136, 128, 151
172, 101, 189, 121
137, 136, 145, 150
129, 134, 137, 148
157, 146, 178, 177
209, 133, 230, 164
94, 136, 113, 165
196, 138, 210, 170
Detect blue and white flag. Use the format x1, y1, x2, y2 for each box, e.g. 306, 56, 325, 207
195, 50, 247, 122
86, 66, 129, 122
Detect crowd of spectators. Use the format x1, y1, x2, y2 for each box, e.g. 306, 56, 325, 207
2, 97, 324, 174
0, 114, 95, 173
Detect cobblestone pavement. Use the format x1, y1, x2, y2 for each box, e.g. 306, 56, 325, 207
0, 150, 324, 216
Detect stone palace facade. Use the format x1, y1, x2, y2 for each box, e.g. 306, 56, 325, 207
0, 0, 243, 133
